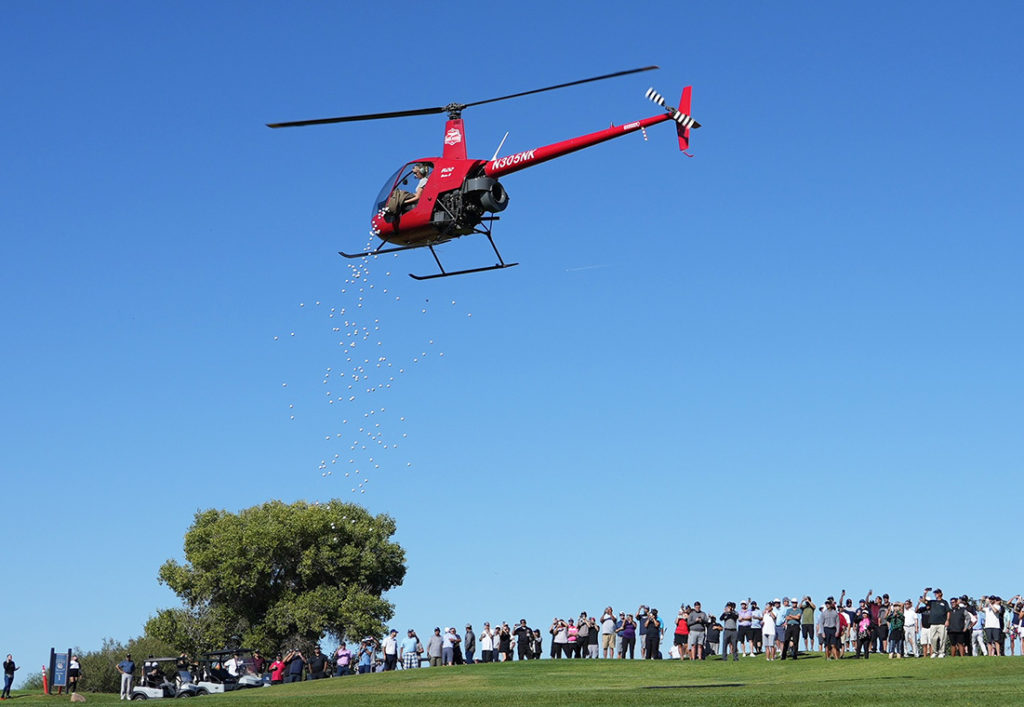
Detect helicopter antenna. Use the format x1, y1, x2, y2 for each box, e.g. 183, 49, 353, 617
490, 132, 510, 162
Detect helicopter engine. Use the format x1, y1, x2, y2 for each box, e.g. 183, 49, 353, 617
464, 176, 509, 213
431, 175, 509, 236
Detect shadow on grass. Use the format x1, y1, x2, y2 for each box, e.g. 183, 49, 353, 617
645, 683, 745, 689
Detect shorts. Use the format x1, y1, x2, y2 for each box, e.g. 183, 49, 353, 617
687, 632, 704, 647
801, 624, 814, 640
823, 627, 839, 648
674, 633, 689, 647
738, 626, 752, 642
601, 634, 615, 651
949, 631, 967, 647
403, 654, 418, 669
762, 630, 775, 645
985, 628, 1001, 644
775, 626, 786, 643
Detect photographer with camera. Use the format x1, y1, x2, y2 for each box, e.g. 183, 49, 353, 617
920, 587, 951, 658
719, 603, 740, 661
357, 638, 377, 674
282, 649, 305, 683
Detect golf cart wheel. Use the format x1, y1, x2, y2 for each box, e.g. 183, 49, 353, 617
176, 693, 192, 698
131, 694, 148, 701
195, 688, 209, 696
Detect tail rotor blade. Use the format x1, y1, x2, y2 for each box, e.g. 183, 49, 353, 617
645, 86, 701, 129
645, 87, 667, 108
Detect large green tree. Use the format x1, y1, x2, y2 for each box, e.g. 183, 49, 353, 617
148, 499, 405, 655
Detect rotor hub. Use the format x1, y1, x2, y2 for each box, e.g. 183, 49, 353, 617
445, 102, 466, 120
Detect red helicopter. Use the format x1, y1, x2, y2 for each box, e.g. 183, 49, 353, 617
267, 66, 699, 280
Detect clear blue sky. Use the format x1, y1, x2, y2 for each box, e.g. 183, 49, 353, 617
3, 1, 1023, 681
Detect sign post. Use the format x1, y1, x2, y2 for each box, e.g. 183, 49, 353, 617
48, 648, 72, 695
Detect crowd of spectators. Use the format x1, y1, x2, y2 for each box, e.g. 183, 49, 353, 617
256, 589, 1024, 680
134, 589, 1022, 687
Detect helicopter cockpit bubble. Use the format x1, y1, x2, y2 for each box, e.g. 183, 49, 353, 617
372, 161, 434, 218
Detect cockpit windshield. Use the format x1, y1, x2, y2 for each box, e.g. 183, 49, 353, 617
371, 162, 432, 218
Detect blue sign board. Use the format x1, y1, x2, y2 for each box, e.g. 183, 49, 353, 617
50, 648, 71, 689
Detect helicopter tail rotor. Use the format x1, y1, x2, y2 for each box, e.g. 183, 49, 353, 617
645, 86, 700, 151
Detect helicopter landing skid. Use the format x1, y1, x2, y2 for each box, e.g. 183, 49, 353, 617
409, 234, 518, 280
338, 242, 426, 258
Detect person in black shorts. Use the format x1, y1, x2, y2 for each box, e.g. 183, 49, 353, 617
946, 596, 970, 656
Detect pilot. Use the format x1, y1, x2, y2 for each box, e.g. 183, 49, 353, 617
384, 163, 431, 216
403, 163, 431, 208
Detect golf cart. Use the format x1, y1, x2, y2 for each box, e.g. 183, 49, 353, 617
194, 649, 267, 694
130, 657, 203, 700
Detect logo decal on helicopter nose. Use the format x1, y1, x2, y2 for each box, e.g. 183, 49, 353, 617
445, 128, 463, 145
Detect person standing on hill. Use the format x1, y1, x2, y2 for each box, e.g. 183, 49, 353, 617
799, 597, 816, 653
636, 606, 650, 659
399, 630, 420, 670
616, 615, 637, 659
922, 588, 951, 658
334, 643, 354, 676
819, 599, 842, 660
479, 624, 494, 663
426, 628, 444, 667
116, 653, 134, 700
600, 607, 616, 659
902, 600, 920, 658
886, 603, 905, 658
780, 600, 802, 660
307, 646, 329, 679
761, 601, 778, 661
737, 601, 753, 657
118, 654, 137, 699
2, 655, 19, 700
462, 624, 476, 665
673, 607, 690, 659
576, 613, 590, 659
687, 603, 709, 661
283, 649, 305, 682
643, 609, 663, 659
719, 603, 740, 661
268, 654, 285, 684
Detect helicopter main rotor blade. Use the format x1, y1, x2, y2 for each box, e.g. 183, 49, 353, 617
267, 105, 445, 129
266, 66, 659, 128
462, 65, 659, 109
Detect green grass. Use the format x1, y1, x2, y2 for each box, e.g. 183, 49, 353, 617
9, 655, 1024, 705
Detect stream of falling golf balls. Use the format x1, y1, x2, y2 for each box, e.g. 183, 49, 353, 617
274, 245, 473, 495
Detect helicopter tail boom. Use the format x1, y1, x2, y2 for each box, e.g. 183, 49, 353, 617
485, 86, 698, 178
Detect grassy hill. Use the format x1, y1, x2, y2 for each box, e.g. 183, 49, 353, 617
10, 655, 1024, 705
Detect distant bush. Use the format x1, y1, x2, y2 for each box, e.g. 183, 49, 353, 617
21, 670, 44, 691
